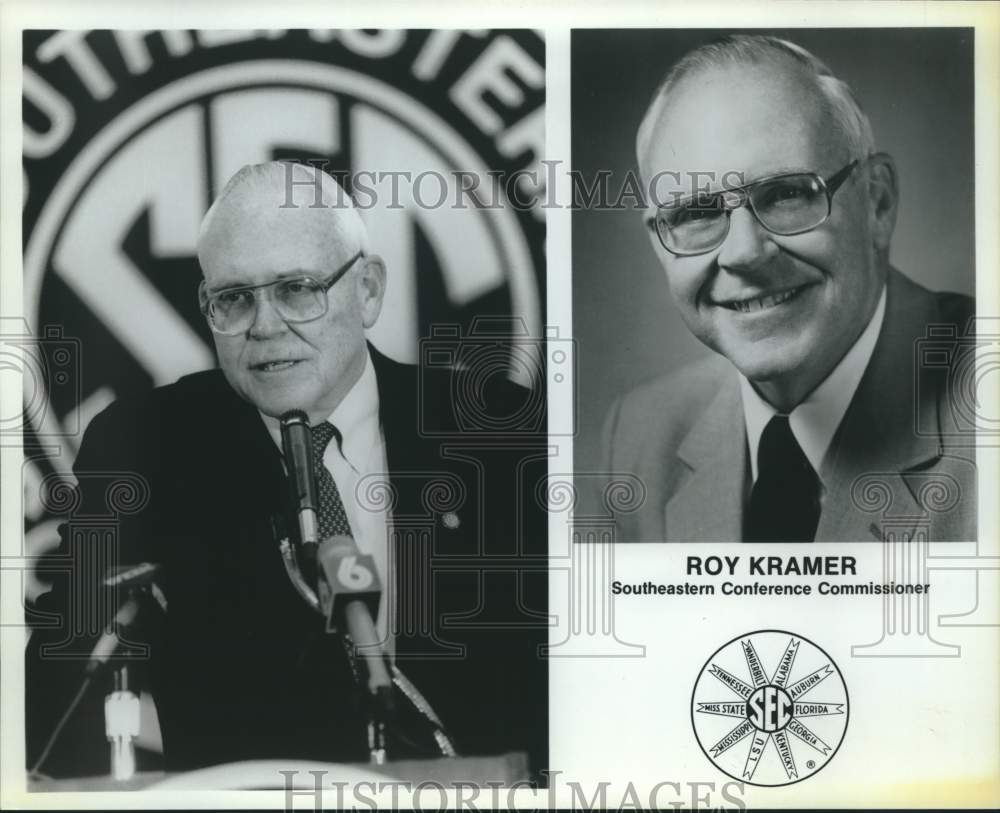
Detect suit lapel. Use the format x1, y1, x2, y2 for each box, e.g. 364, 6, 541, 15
369, 347, 428, 518
815, 270, 944, 541
369, 348, 439, 665
666, 373, 747, 541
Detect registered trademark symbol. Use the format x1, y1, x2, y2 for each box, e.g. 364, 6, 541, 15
806, 760, 816, 769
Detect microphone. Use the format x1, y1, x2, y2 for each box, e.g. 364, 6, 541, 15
279, 410, 319, 549
103, 561, 161, 589
315, 539, 457, 762
316, 536, 393, 697
88, 563, 168, 674
103, 562, 168, 614
85, 596, 142, 676
317, 536, 393, 762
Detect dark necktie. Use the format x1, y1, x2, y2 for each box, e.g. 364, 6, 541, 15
303, 424, 365, 724
311, 422, 354, 539
744, 415, 820, 542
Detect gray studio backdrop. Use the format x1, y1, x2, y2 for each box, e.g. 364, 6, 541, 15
571, 28, 975, 497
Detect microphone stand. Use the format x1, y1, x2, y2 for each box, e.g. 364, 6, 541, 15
275, 528, 456, 763
277, 517, 390, 764
338, 601, 393, 766
277, 536, 320, 613
29, 586, 149, 781
277, 410, 456, 764
105, 666, 140, 781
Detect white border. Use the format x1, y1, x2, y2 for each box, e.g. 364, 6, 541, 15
2, 2, 998, 811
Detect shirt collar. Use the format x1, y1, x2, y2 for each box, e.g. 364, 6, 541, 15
327, 351, 380, 472
740, 284, 887, 484
260, 351, 381, 472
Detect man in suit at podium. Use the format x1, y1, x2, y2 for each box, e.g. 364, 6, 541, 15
601, 35, 976, 542
26, 163, 548, 779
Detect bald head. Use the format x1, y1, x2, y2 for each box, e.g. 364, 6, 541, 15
636, 36, 875, 182
198, 162, 369, 276
641, 59, 847, 204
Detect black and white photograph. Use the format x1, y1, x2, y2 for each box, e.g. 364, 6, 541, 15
3, 4, 999, 812
572, 28, 979, 543
17, 27, 549, 791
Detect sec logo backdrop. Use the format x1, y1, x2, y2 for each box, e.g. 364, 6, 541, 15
21, 29, 544, 595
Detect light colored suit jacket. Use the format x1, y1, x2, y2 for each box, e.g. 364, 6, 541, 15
600, 269, 977, 542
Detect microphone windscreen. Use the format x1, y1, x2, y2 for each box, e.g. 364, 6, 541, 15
279, 410, 317, 513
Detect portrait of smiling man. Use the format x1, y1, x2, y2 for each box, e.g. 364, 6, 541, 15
582, 32, 977, 543
26, 162, 548, 780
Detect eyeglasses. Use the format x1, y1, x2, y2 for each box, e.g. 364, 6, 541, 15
646, 160, 861, 256
199, 251, 365, 336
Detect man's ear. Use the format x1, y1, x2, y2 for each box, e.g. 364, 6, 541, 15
357, 254, 387, 329
866, 153, 899, 254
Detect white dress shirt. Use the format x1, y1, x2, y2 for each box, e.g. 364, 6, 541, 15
740, 285, 887, 487
261, 352, 394, 651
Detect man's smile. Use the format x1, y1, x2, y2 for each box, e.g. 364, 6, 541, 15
713, 283, 813, 314
250, 358, 306, 372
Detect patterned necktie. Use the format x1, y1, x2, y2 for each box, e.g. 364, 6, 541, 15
745, 415, 821, 542
311, 422, 354, 539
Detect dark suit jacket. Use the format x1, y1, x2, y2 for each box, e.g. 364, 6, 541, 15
26, 348, 548, 778
601, 270, 977, 542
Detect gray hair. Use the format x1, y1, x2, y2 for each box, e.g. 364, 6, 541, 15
636, 35, 876, 173
199, 161, 370, 254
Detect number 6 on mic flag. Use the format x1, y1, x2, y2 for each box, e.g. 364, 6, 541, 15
338, 555, 374, 591
316, 536, 381, 636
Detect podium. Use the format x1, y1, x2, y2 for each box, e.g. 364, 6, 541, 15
28, 752, 529, 791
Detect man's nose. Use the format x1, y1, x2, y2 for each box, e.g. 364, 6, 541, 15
716, 206, 777, 271
248, 291, 289, 339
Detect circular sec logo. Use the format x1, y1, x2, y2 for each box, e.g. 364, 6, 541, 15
23, 30, 544, 451
691, 630, 849, 787
21, 30, 545, 583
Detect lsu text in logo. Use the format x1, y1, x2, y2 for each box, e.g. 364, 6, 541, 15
691, 630, 849, 787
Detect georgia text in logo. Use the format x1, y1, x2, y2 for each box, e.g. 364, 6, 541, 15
690, 630, 848, 787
